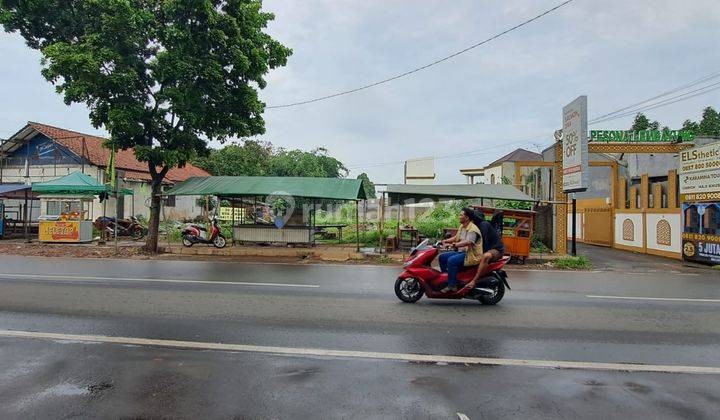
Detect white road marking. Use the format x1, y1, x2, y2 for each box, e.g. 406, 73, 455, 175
0, 273, 318, 288
1, 329, 719, 375
587, 295, 720, 303
457, 413, 470, 420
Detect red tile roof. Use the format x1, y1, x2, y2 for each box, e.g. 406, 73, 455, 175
28, 122, 209, 183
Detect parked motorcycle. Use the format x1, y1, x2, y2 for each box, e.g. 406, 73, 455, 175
180, 216, 227, 248
394, 239, 510, 305
95, 216, 147, 240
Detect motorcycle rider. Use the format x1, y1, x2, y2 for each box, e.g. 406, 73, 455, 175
438, 207, 481, 293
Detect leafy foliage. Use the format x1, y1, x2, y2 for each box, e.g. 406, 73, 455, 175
633, 107, 720, 137
0, 0, 292, 251
195, 142, 348, 178
630, 113, 659, 131
356, 173, 376, 199
496, 176, 532, 210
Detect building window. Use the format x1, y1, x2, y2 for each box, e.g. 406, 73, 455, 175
622, 219, 634, 241
490, 174, 495, 184
656, 219, 671, 246
162, 186, 176, 207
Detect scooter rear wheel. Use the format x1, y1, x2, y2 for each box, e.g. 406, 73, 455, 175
182, 236, 194, 247
478, 281, 505, 305
395, 277, 424, 303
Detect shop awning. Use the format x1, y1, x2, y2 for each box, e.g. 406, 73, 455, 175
385, 183, 535, 205
32, 171, 132, 195
164, 176, 367, 200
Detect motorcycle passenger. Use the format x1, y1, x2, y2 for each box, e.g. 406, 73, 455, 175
467, 213, 506, 290
439, 207, 481, 293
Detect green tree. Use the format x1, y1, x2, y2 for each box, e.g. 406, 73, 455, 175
356, 173, 376, 199
267, 148, 348, 178
698, 106, 720, 136
630, 113, 659, 131
195, 140, 273, 176
0, 0, 292, 252
682, 119, 700, 135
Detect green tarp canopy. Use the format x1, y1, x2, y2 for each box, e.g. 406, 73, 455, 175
385, 183, 535, 205
32, 171, 132, 195
164, 176, 367, 200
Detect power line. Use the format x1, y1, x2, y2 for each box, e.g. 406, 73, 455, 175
267, 0, 575, 109
346, 135, 551, 169
589, 80, 720, 125
589, 69, 720, 122
348, 69, 720, 171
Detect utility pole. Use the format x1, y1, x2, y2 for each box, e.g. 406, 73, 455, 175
571, 193, 577, 257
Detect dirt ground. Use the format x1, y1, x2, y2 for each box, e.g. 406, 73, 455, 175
0, 240, 578, 270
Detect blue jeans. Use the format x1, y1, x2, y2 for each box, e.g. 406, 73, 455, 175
439, 251, 466, 288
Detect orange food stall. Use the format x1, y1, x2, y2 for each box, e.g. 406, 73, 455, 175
38, 210, 94, 243
472, 206, 535, 263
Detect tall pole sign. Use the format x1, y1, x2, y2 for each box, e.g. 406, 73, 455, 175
562, 95, 588, 256
562, 95, 589, 193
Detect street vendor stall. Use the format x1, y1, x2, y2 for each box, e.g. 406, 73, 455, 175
383, 183, 536, 255
472, 206, 535, 263
32, 171, 132, 243
164, 176, 368, 250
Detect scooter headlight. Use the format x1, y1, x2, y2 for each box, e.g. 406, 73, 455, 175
403, 256, 418, 268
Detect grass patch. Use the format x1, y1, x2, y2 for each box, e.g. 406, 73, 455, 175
377, 255, 395, 264
553, 255, 593, 270
713, 265, 720, 270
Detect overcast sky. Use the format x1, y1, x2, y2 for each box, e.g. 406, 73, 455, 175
1, 0, 719, 183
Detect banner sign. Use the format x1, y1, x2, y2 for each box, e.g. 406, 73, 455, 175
590, 130, 694, 143
218, 206, 244, 221
682, 230, 720, 265
562, 95, 589, 193
679, 141, 720, 202
38, 220, 80, 242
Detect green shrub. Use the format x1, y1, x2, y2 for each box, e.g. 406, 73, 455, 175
553, 255, 593, 270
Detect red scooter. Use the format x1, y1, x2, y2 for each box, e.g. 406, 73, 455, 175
395, 239, 511, 305
180, 216, 227, 248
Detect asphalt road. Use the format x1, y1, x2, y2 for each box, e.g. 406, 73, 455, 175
0, 254, 719, 419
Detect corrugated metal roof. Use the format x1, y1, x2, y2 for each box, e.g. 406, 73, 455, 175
385, 183, 535, 205
164, 176, 366, 200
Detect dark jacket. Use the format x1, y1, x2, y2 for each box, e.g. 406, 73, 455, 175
477, 220, 505, 254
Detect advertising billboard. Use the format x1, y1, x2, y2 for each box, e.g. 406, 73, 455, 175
562, 96, 588, 193
680, 141, 720, 264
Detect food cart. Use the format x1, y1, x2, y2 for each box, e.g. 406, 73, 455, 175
32, 171, 132, 243
37, 199, 95, 243
473, 206, 535, 263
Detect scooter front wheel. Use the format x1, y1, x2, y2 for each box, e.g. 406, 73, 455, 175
395, 277, 424, 303
213, 234, 227, 248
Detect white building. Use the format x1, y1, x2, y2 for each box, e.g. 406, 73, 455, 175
404, 157, 435, 185
460, 148, 542, 185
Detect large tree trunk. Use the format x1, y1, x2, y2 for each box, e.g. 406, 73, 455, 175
144, 177, 164, 253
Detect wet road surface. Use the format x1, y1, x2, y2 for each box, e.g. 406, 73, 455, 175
0, 254, 719, 418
